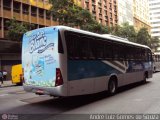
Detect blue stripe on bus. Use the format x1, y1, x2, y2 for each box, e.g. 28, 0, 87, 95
68, 60, 122, 81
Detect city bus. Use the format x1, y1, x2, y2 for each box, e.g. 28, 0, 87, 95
22, 26, 153, 96
153, 52, 160, 72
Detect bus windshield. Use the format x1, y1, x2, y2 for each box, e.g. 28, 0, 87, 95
22, 27, 59, 87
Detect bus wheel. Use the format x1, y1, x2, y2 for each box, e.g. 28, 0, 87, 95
142, 73, 147, 84
108, 79, 117, 95
153, 67, 156, 73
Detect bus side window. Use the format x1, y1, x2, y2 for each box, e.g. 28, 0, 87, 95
58, 31, 64, 53
89, 39, 105, 59
79, 36, 89, 59
88, 38, 96, 59
112, 42, 125, 60
65, 32, 80, 59
125, 45, 137, 61
104, 41, 113, 60
149, 51, 153, 62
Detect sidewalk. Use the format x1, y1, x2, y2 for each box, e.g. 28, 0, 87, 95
0, 80, 15, 87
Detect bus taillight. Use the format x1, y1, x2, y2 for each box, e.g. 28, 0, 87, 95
22, 68, 25, 83
55, 68, 63, 86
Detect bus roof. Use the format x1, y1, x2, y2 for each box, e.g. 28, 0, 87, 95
26, 26, 151, 50
57, 26, 150, 50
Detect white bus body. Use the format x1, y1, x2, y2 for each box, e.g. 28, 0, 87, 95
22, 26, 153, 96
153, 52, 160, 72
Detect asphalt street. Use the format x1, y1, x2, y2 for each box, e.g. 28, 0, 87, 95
0, 72, 160, 120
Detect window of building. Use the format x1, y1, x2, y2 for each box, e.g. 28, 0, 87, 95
92, 0, 96, 4
85, 2, 89, 10
105, 16, 108, 20
99, 8, 102, 14
3, 0, 11, 10
4, 19, 9, 30
39, 8, 44, 18
0, 0, 1, 7
99, 19, 102, 23
13, 1, 20, 13
98, 2, 102, 7
23, 4, 29, 15
46, 10, 51, 20
92, 5, 96, 11
105, 21, 108, 26
114, 6, 116, 10
110, 13, 112, 17
31, 6, 37, 17
109, 3, 112, 8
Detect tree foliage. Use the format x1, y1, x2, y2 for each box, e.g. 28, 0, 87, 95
110, 22, 137, 42
49, 0, 108, 33
136, 27, 151, 46
49, 0, 159, 51
150, 37, 160, 52
6, 18, 32, 41
109, 23, 160, 51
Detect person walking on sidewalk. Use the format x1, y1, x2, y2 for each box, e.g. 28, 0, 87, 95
3, 70, 7, 81
0, 71, 3, 85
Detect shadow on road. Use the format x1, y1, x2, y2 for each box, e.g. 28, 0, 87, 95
117, 81, 151, 93
4, 80, 151, 115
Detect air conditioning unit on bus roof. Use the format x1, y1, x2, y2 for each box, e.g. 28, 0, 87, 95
102, 34, 129, 41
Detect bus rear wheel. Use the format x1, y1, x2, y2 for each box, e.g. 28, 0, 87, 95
108, 79, 117, 95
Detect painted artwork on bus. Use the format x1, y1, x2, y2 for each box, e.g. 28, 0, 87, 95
22, 27, 59, 87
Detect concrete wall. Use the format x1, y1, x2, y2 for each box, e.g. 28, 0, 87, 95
0, 53, 21, 80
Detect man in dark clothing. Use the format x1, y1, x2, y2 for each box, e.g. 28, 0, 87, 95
0, 71, 3, 85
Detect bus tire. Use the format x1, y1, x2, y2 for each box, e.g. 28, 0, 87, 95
153, 67, 156, 73
142, 73, 147, 84
108, 78, 117, 96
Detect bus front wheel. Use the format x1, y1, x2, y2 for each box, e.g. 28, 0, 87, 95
142, 73, 147, 84
108, 79, 117, 95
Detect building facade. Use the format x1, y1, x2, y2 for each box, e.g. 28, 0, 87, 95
80, 0, 118, 27
0, 0, 58, 80
0, 0, 58, 39
117, 0, 133, 25
149, 0, 160, 39
133, 0, 151, 32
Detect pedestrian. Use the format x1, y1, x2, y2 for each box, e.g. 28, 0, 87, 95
3, 70, 7, 81
0, 71, 3, 85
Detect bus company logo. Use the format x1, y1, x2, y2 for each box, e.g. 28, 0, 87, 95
2, 114, 8, 120
29, 31, 47, 54
29, 31, 54, 54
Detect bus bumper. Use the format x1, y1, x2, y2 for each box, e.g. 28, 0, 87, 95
23, 84, 68, 97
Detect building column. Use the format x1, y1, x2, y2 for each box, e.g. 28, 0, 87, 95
11, 0, 13, 18
44, 10, 46, 26
29, 4, 31, 23
37, 0, 39, 26
1, 0, 4, 38
20, 1, 23, 21
1, 18, 4, 38
1, 0, 3, 17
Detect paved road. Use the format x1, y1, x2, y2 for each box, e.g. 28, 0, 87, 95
0, 72, 160, 119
